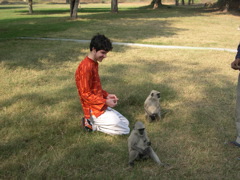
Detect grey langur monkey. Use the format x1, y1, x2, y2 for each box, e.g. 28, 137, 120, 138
144, 90, 161, 122
128, 121, 165, 167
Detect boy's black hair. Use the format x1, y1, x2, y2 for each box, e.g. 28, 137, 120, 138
90, 34, 113, 52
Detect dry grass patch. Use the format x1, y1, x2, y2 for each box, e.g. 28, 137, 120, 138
1, 39, 240, 178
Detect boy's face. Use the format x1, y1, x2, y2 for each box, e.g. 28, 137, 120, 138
93, 49, 108, 62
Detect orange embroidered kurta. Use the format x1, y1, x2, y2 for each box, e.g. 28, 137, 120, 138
75, 56, 108, 119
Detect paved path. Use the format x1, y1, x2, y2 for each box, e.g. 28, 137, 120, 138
18, 37, 237, 53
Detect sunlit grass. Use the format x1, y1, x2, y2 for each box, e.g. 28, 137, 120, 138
1, 39, 240, 178
0, 3, 239, 48
1, 2, 240, 179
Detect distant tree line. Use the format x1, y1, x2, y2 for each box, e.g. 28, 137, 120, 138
150, 0, 194, 8
27, 0, 240, 18
151, 0, 240, 10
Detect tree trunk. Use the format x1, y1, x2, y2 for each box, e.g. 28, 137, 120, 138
111, 0, 118, 13
188, 0, 194, 5
175, 0, 179, 6
217, 0, 240, 11
28, 0, 33, 14
70, 0, 80, 19
229, 0, 240, 10
181, 0, 185, 5
151, 0, 162, 9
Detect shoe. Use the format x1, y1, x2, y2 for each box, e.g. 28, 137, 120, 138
229, 141, 240, 147
81, 117, 93, 132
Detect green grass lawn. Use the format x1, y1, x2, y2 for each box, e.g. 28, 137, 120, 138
1, 2, 240, 179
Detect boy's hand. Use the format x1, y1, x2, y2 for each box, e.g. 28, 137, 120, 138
106, 98, 117, 107
106, 94, 119, 107
231, 58, 240, 70
107, 94, 119, 101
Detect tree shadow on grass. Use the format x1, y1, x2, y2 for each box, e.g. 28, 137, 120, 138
27, 8, 112, 15
0, 6, 25, 9
0, 4, 212, 40
0, 40, 88, 70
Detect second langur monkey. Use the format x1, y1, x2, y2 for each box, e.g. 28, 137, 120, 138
128, 121, 166, 167
144, 90, 161, 122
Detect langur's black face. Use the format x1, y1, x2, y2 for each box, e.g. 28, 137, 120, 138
150, 114, 156, 120
138, 128, 145, 135
151, 92, 160, 98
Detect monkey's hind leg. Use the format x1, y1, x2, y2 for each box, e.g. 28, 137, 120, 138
145, 113, 152, 123
128, 150, 139, 167
156, 113, 161, 121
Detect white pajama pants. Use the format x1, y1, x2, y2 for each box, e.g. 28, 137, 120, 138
91, 107, 130, 135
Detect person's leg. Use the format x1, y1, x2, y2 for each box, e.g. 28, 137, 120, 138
92, 107, 130, 135
235, 73, 240, 145
231, 73, 240, 146
110, 108, 130, 128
